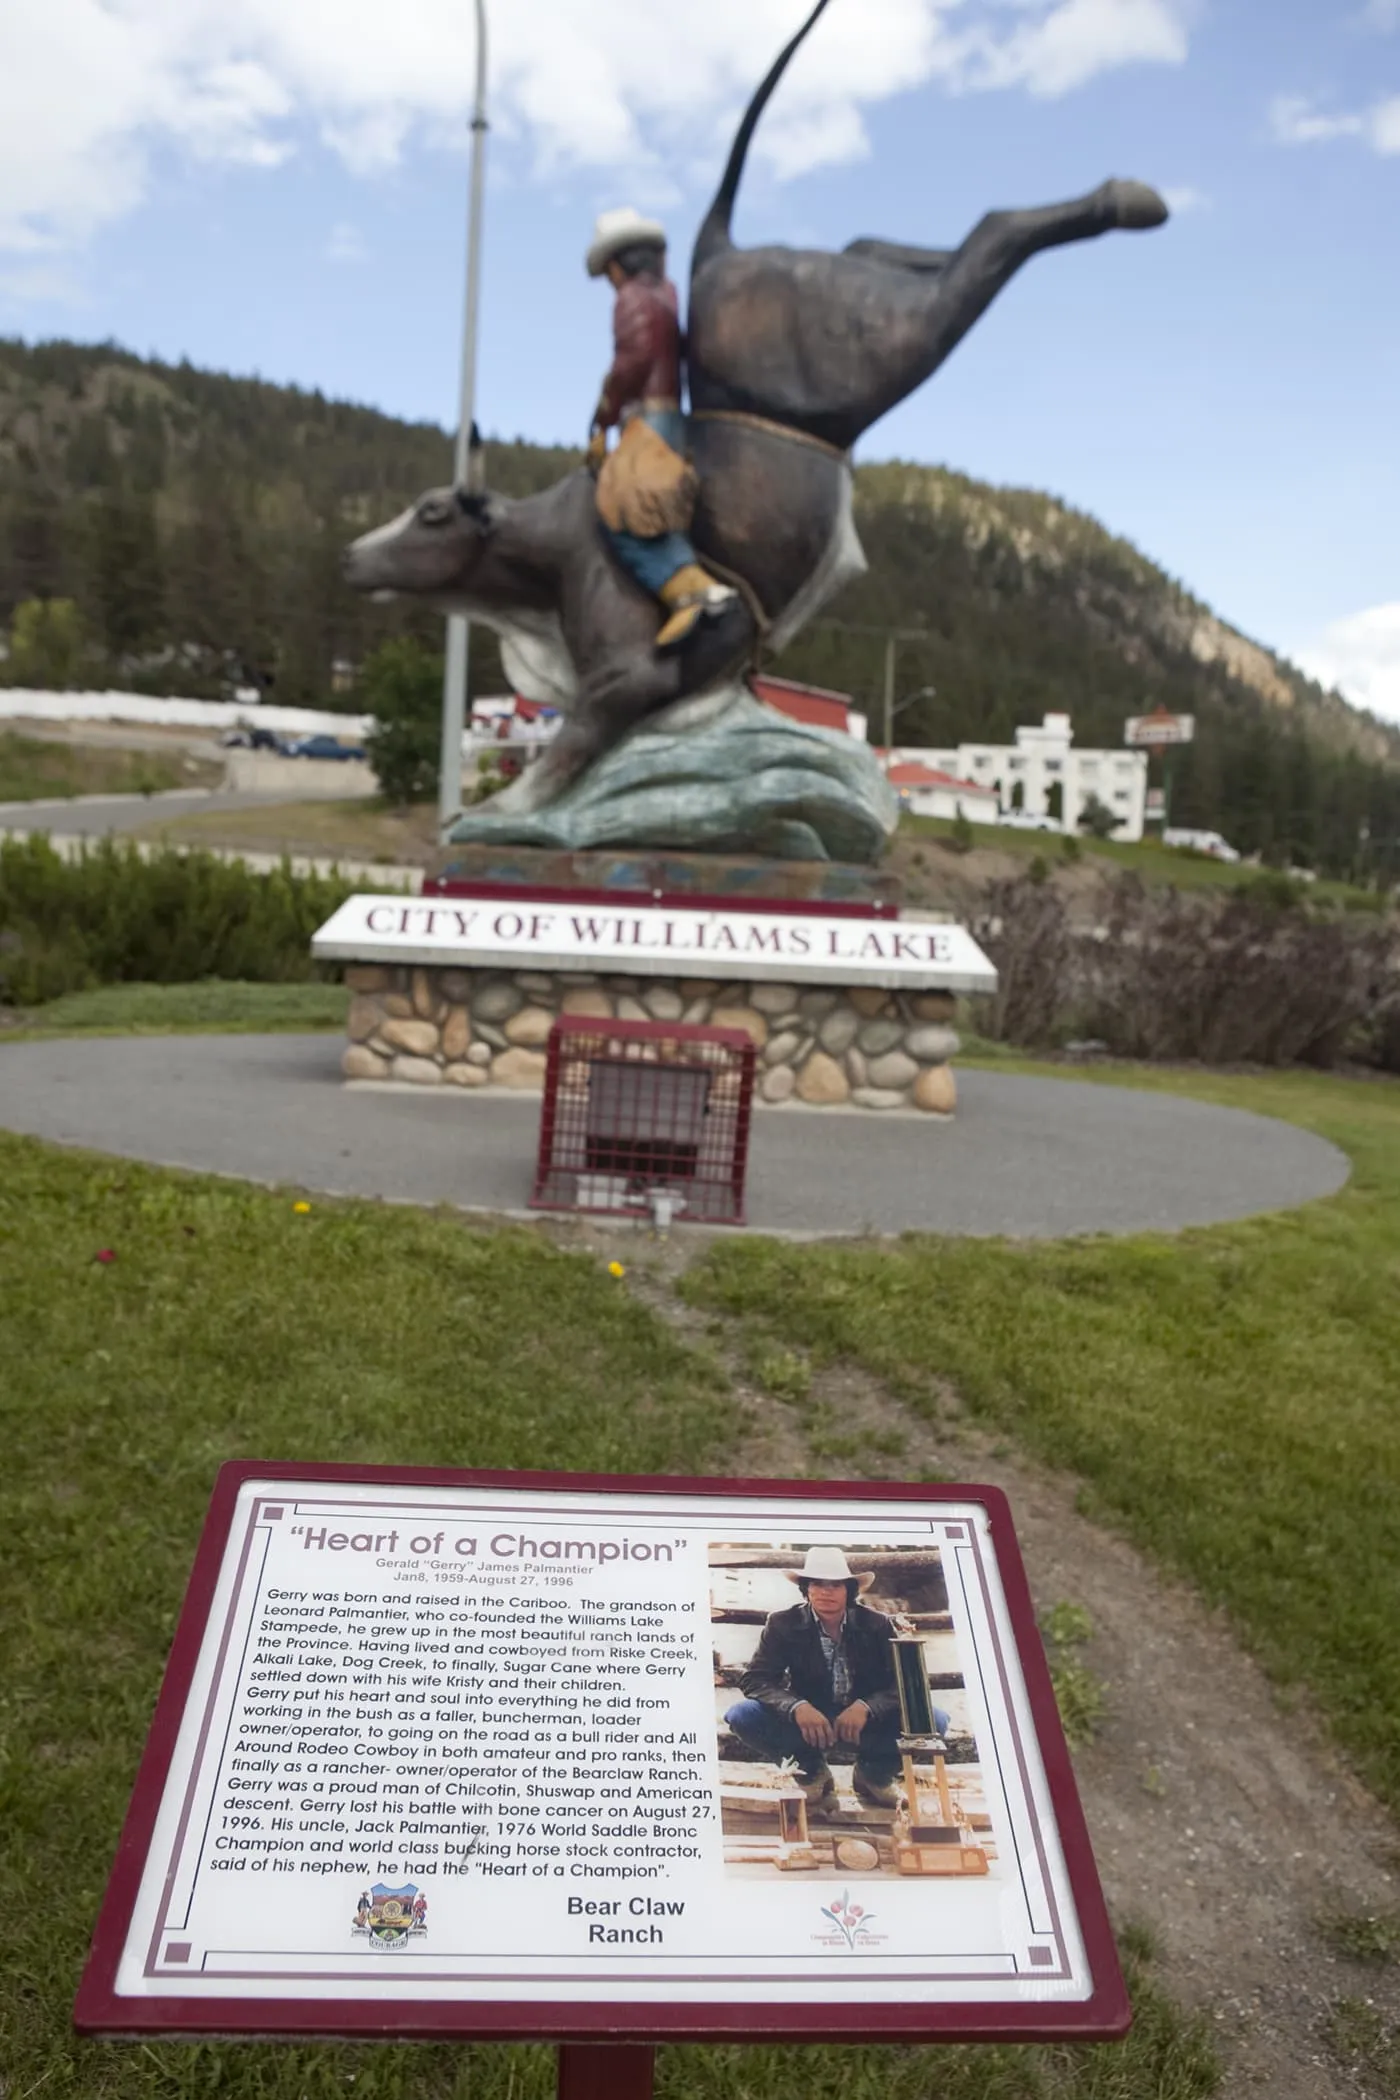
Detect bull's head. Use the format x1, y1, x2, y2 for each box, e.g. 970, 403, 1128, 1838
342, 486, 495, 606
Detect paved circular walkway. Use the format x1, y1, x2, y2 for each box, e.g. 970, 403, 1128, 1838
0, 1033, 1349, 1238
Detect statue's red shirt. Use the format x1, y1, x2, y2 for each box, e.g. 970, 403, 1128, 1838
597, 275, 682, 428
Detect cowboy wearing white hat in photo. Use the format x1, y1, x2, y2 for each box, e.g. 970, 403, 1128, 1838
584, 206, 738, 651
724, 1546, 951, 1808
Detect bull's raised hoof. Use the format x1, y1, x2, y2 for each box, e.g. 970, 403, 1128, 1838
687, 2, 1170, 454
1106, 179, 1170, 231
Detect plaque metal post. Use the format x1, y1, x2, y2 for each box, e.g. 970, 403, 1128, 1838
557, 2042, 656, 2099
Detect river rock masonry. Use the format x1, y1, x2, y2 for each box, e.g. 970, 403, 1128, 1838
340, 966, 960, 1115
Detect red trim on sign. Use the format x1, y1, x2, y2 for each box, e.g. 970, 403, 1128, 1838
418, 881, 896, 919
74, 1463, 1130, 2047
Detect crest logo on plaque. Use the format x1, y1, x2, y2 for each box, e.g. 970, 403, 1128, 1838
814, 1893, 885, 1952
352, 1884, 427, 1950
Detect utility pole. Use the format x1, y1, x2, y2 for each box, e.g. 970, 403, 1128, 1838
812, 620, 932, 770
438, 0, 489, 839
882, 634, 896, 759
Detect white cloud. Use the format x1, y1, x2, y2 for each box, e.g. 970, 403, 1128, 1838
1294, 604, 1400, 724
325, 221, 367, 263
1161, 182, 1209, 212
0, 0, 1193, 265
1270, 91, 1400, 154
1372, 94, 1400, 150
961, 0, 1189, 100
0, 260, 87, 307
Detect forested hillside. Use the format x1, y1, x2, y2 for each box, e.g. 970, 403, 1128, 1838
2, 334, 1396, 875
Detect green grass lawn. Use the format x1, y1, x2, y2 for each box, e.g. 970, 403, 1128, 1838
0, 730, 221, 802
0, 1133, 1216, 2100
0, 978, 350, 1038
137, 793, 439, 865
687, 1059, 1400, 1819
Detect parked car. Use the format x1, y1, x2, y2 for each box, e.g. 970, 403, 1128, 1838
281, 734, 368, 761
219, 725, 282, 752
1163, 827, 1240, 863
995, 808, 1062, 833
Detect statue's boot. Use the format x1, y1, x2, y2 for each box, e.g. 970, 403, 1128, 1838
655, 563, 739, 652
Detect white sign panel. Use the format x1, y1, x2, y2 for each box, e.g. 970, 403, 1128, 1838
77, 1468, 1123, 2041
312, 895, 997, 994
1124, 712, 1195, 748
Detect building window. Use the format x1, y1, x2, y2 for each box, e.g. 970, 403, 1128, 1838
1045, 758, 1063, 774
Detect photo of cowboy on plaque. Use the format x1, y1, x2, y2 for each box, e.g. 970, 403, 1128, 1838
710, 1542, 994, 1880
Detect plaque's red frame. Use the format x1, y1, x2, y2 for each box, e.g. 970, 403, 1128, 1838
74, 1462, 1129, 2046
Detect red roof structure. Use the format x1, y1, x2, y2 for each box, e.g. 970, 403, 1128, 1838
751, 674, 855, 734
884, 759, 992, 795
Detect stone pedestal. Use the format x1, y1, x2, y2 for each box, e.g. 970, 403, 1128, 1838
341, 964, 960, 1114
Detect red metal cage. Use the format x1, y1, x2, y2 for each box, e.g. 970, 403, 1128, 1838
531, 1015, 757, 1226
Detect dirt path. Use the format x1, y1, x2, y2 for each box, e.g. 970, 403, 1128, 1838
592, 1230, 1400, 2098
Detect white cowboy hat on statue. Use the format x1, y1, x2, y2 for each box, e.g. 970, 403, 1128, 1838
586, 207, 668, 277
786, 1546, 876, 1591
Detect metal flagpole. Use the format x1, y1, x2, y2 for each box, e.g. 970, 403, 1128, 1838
438, 0, 489, 837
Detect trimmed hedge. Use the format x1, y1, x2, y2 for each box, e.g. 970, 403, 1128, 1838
0, 836, 356, 1005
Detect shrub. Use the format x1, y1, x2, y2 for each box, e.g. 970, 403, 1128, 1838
361, 636, 443, 806
1077, 791, 1118, 840
0, 835, 356, 1006
3, 597, 88, 688
969, 875, 1076, 1047
971, 871, 1400, 1068
1239, 867, 1304, 912
947, 810, 975, 854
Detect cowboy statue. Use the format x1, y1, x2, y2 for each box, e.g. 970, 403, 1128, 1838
585, 206, 738, 652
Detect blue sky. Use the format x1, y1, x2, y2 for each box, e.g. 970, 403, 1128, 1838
1, 0, 1397, 714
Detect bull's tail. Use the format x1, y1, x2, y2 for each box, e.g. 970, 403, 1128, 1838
691, 0, 834, 274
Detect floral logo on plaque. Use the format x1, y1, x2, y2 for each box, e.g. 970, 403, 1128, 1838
352, 1883, 428, 1950
815, 1891, 883, 1951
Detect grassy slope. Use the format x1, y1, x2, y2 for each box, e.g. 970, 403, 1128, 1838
0, 730, 221, 801
895, 814, 1382, 907
136, 794, 439, 864
686, 1062, 1400, 1817
0, 1135, 1216, 2100
130, 793, 1389, 912
0, 979, 350, 1037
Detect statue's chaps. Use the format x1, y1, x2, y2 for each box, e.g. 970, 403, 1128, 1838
344, 0, 1167, 829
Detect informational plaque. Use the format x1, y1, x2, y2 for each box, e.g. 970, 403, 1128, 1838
76, 1465, 1126, 2043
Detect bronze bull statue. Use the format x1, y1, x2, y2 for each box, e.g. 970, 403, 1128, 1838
344, 0, 1166, 819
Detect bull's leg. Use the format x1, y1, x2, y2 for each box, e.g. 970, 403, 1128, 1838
488, 653, 676, 813
891, 180, 1167, 402
843, 236, 954, 275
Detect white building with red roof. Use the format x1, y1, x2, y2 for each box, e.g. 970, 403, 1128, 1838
891, 714, 1148, 840
881, 759, 1000, 823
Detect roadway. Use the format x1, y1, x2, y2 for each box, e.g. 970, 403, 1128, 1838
0, 787, 298, 839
